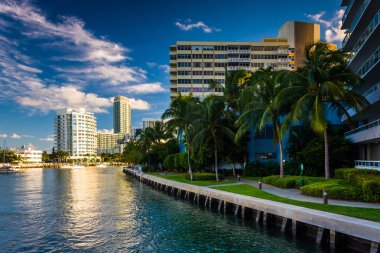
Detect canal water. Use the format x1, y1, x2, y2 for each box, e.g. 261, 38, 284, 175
0, 168, 328, 252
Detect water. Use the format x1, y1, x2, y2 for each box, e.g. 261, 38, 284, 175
0, 168, 328, 252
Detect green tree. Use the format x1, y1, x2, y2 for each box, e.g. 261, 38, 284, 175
282, 42, 368, 179
42, 151, 50, 162
192, 96, 235, 181
236, 67, 291, 178
162, 94, 199, 180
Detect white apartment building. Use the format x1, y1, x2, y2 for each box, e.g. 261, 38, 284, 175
54, 108, 97, 157
15, 144, 42, 163
113, 96, 132, 135
97, 132, 126, 154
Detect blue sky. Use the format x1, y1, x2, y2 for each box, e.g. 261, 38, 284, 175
0, 0, 344, 151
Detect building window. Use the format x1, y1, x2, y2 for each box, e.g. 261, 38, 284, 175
178, 62, 191, 67
192, 71, 202, 75
215, 62, 227, 67
178, 79, 192, 84
178, 54, 192, 59
193, 62, 202, 68
204, 62, 213, 68
177, 45, 191, 50
215, 54, 227, 59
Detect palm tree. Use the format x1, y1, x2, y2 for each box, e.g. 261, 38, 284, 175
281, 41, 368, 179
162, 94, 199, 180
192, 96, 235, 181
236, 67, 291, 178
224, 69, 251, 115
208, 80, 223, 95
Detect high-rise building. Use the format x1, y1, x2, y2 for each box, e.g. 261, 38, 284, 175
54, 108, 97, 157
97, 132, 126, 154
278, 21, 320, 67
169, 21, 320, 100
113, 96, 131, 135
143, 118, 161, 130
340, 0, 380, 170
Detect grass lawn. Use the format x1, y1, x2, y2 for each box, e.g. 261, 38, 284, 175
213, 184, 380, 222
242, 176, 261, 181
147, 173, 235, 186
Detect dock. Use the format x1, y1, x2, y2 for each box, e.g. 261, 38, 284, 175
124, 168, 380, 253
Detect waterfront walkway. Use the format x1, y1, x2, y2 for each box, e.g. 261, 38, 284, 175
224, 179, 380, 209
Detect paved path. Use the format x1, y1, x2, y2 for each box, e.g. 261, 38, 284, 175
224, 179, 380, 209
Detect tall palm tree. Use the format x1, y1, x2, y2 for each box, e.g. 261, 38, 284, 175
236, 67, 291, 178
192, 96, 235, 181
162, 94, 199, 180
224, 69, 251, 115
281, 41, 368, 179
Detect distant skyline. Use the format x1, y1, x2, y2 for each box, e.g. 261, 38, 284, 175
0, 0, 343, 151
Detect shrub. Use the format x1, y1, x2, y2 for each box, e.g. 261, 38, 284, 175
335, 168, 380, 179
244, 161, 279, 177
185, 172, 222, 181
300, 180, 361, 200
163, 153, 188, 170
262, 175, 325, 189
362, 180, 380, 202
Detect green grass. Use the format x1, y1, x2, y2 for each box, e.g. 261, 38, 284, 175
148, 173, 235, 186
213, 184, 380, 222
242, 176, 261, 181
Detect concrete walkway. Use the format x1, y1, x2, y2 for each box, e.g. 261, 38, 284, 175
224, 179, 380, 209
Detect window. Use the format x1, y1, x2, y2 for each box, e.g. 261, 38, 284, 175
215, 54, 227, 59
215, 46, 227, 51
192, 46, 202, 51
203, 54, 214, 59
170, 55, 177, 60
203, 71, 214, 75
193, 62, 202, 68
177, 45, 191, 50
251, 63, 264, 68
178, 54, 192, 59
192, 54, 202, 59
255, 152, 277, 160
203, 46, 214, 51
178, 79, 191, 84
192, 71, 202, 75
215, 62, 227, 67
215, 71, 225, 76
178, 62, 191, 67
193, 79, 203, 84
252, 54, 278, 59
204, 62, 213, 68
178, 71, 191, 75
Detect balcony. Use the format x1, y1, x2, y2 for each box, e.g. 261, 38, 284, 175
342, 0, 354, 24
347, 10, 380, 64
355, 160, 380, 171
277, 49, 290, 54
278, 58, 290, 62
344, 118, 380, 143
228, 58, 251, 63
228, 49, 251, 54
227, 66, 251, 71
356, 46, 380, 78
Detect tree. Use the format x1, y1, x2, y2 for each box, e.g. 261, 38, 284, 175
162, 94, 199, 180
42, 151, 50, 162
192, 96, 235, 181
282, 42, 368, 179
236, 67, 291, 178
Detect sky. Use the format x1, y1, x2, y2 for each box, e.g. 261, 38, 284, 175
0, 0, 345, 151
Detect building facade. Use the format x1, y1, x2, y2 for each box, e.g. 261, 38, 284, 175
97, 132, 126, 154
341, 0, 380, 169
113, 96, 132, 135
15, 144, 42, 163
54, 108, 97, 157
143, 118, 161, 130
169, 21, 320, 100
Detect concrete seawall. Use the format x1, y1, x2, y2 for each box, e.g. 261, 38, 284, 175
124, 169, 380, 253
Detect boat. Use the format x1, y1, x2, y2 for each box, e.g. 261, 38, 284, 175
96, 164, 107, 168
0, 166, 19, 174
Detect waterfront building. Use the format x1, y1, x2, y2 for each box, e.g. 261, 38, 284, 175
14, 144, 42, 163
169, 21, 320, 100
97, 132, 126, 154
54, 108, 97, 157
142, 118, 161, 130
113, 96, 132, 135
341, 0, 380, 170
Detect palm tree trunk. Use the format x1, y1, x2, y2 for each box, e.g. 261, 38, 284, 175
232, 163, 236, 176
213, 135, 219, 182
275, 121, 284, 178
324, 128, 330, 180
185, 132, 193, 181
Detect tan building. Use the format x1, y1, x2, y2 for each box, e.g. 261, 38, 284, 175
97, 132, 126, 153
278, 21, 320, 67
169, 21, 320, 99
113, 96, 131, 135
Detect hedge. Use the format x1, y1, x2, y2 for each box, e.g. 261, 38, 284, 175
185, 172, 222, 181
334, 168, 380, 202
300, 180, 362, 200
163, 153, 188, 169
262, 175, 325, 189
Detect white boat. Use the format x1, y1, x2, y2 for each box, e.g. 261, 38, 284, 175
0, 166, 19, 174
96, 164, 107, 168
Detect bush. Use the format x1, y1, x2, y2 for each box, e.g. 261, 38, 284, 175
185, 172, 222, 181
362, 180, 380, 202
335, 168, 380, 179
163, 153, 188, 170
244, 161, 279, 177
300, 180, 361, 200
262, 175, 325, 189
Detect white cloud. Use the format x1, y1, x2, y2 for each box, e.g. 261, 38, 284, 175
159, 64, 170, 73
97, 129, 114, 134
175, 20, 221, 33
17, 64, 42, 73
129, 98, 150, 110
123, 82, 166, 94
306, 9, 345, 44
23, 134, 34, 138
39, 135, 54, 142
10, 133, 21, 139
146, 62, 156, 67
0, 134, 7, 138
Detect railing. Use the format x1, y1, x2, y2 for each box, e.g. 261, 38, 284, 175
227, 49, 251, 54
278, 58, 290, 62
227, 66, 251, 71
363, 81, 380, 98
277, 49, 290, 54
344, 118, 380, 136
348, 10, 380, 63
342, 0, 371, 47
228, 58, 251, 62
356, 46, 380, 77
355, 160, 380, 170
